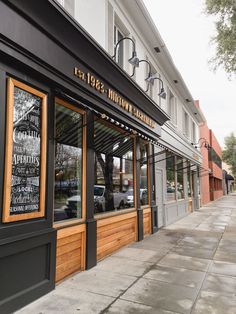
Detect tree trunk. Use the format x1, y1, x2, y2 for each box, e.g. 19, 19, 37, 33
96, 152, 114, 211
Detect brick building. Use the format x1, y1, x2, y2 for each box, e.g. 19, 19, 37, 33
195, 101, 223, 205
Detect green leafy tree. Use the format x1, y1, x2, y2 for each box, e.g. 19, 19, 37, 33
222, 132, 236, 177
205, 0, 236, 76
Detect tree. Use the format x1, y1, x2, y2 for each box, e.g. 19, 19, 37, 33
96, 152, 115, 211
205, 0, 236, 76
222, 132, 236, 177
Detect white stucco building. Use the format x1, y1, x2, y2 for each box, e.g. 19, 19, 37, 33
56, 0, 205, 226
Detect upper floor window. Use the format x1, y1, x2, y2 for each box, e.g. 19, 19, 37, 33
167, 89, 177, 125
192, 121, 196, 144
55, 0, 75, 17
183, 110, 189, 137
114, 25, 125, 68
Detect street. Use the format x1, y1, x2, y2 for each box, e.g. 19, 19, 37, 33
17, 194, 236, 314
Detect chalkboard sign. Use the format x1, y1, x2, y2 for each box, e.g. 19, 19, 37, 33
3, 78, 47, 223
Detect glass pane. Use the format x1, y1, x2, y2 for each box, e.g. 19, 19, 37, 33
140, 141, 148, 206
117, 30, 124, 68
94, 121, 133, 214
177, 157, 184, 199
54, 103, 83, 222
10, 87, 41, 215
187, 162, 192, 197
166, 152, 176, 202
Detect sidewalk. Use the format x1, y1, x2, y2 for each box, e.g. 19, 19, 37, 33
17, 194, 236, 314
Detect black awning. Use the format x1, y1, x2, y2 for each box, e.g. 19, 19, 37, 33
226, 174, 234, 181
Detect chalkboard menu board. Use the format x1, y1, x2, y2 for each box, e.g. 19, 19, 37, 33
3, 79, 47, 223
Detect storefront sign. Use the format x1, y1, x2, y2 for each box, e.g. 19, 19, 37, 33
3, 78, 47, 222
74, 67, 156, 128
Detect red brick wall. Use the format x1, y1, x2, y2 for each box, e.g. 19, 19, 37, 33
200, 124, 211, 205
196, 101, 223, 204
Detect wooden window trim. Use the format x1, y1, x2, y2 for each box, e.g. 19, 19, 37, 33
53, 98, 86, 226
3, 78, 47, 223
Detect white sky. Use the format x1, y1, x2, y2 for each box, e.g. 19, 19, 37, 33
143, 0, 236, 147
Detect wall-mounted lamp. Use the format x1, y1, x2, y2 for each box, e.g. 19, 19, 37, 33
112, 37, 139, 71
131, 59, 151, 78
191, 138, 211, 150
145, 75, 166, 99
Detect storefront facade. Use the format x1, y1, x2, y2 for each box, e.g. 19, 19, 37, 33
154, 125, 202, 227
0, 1, 169, 312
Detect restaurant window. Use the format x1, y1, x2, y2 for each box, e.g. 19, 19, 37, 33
94, 119, 134, 213
166, 152, 176, 202
176, 157, 184, 199
54, 100, 83, 222
187, 162, 192, 198
114, 25, 124, 68
140, 141, 149, 206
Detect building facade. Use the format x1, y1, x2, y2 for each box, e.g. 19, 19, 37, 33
0, 0, 204, 312
67, 0, 204, 226
196, 101, 223, 204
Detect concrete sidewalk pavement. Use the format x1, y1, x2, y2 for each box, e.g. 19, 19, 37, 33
17, 194, 236, 314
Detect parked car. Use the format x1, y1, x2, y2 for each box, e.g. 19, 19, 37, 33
125, 188, 148, 207
94, 185, 128, 212
64, 185, 128, 217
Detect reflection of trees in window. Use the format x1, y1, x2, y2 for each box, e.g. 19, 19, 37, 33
166, 152, 176, 202
94, 120, 133, 213
140, 141, 148, 206
176, 157, 184, 199
54, 103, 83, 222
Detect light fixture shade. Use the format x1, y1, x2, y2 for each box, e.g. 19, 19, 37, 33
158, 88, 166, 99
128, 51, 139, 67
145, 73, 157, 85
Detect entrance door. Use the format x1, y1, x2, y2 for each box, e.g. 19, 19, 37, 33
155, 169, 164, 228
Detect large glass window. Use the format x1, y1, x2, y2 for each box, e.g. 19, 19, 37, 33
176, 157, 184, 199
94, 120, 134, 213
166, 152, 176, 202
54, 101, 83, 222
187, 162, 192, 198
140, 141, 149, 206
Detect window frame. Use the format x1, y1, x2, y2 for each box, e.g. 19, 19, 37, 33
167, 89, 177, 125
114, 24, 125, 68
183, 110, 190, 138
53, 98, 86, 227
3, 78, 47, 223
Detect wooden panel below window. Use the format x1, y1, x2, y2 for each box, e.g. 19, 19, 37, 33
143, 208, 151, 236
97, 211, 137, 261
56, 224, 86, 282
188, 199, 193, 213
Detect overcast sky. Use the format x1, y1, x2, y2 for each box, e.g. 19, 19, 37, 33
143, 0, 236, 147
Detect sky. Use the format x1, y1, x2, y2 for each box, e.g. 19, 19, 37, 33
143, 0, 236, 147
